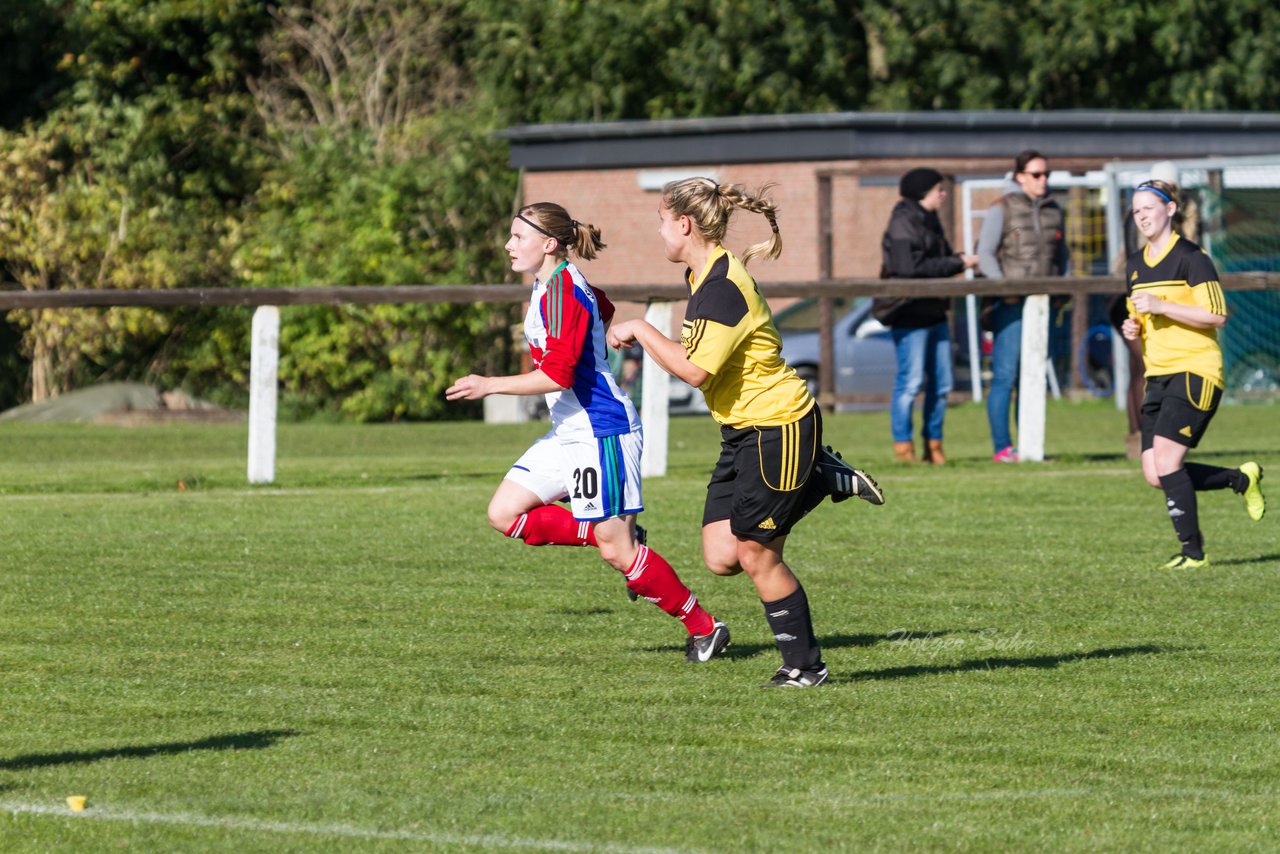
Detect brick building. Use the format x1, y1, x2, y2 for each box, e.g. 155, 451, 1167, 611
502, 111, 1280, 288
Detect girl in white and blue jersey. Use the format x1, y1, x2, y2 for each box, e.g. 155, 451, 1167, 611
446, 202, 729, 663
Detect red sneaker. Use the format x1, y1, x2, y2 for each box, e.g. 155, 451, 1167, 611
993, 446, 1019, 463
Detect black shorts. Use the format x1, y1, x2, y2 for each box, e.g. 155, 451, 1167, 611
1140, 372, 1221, 451
702, 406, 821, 542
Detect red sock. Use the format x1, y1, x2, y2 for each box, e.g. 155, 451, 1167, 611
505, 504, 597, 547
625, 545, 715, 636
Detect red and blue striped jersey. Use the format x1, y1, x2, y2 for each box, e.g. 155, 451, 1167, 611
526, 262, 639, 438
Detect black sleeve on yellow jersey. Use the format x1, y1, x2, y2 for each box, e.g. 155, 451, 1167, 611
1185, 247, 1220, 286
686, 256, 748, 328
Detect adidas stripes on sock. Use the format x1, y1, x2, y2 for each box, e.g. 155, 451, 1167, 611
505, 504, 596, 547
625, 545, 715, 636
1159, 468, 1204, 559
761, 583, 823, 671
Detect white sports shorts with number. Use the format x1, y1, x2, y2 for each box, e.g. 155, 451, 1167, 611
505, 425, 644, 522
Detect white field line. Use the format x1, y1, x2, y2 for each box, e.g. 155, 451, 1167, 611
5, 785, 1271, 845
0, 800, 700, 853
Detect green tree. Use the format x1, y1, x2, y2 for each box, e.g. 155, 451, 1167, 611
7, 0, 1280, 421
0, 119, 246, 401
238, 1, 518, 420
470, 0, 865, 124
0, 0, 63, 128
248, 0, 472, 160
856, 0, 1280, 111
470, 0, 1280, 118
0, 0, 268, 402
231, 120, 518, 421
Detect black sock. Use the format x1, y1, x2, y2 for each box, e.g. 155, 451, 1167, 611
1184, 462, 1243, 493
762, 584, 823, 671
1159, 469, 1204, 558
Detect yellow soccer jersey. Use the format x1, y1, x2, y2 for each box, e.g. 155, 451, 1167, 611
1126, 234, 1226, 387
681, 246, 813, 428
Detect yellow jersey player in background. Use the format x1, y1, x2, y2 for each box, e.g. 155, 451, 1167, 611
1123, 179, 1266, 568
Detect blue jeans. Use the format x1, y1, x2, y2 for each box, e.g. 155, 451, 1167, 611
890, 322, 953, 443
986, 301, 1023, 453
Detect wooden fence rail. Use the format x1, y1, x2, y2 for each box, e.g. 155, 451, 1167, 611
4, 273, 1277, 481
3, 272, 1279, 309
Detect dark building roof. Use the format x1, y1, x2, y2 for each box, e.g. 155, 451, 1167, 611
502, 111, 1280, 171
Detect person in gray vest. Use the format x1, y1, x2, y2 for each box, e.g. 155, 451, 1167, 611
976, 150, 1069, 462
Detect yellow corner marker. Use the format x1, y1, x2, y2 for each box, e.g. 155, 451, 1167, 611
66, 795, 87, 812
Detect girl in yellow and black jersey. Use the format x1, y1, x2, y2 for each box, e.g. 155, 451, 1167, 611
607, 178, 883, 688
1122, 179, 1265, 568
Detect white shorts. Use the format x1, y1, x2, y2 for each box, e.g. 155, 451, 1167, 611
505, 427, 644, 521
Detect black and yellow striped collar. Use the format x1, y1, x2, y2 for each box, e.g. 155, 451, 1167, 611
1143, 232, 1180, 268
686, 245, 729, 294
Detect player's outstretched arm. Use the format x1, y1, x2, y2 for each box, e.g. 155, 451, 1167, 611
608, 320, 709, 388
445, 370, 565, 401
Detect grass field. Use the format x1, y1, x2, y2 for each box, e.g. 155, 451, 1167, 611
2, 400, 1277, 852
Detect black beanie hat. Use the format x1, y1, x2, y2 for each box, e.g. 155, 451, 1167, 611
899, 167, 944, 201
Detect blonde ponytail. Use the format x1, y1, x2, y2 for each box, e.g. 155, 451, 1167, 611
662, 178, 782, 266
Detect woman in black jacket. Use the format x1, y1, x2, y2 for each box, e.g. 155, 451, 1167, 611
872, 168, 978, 463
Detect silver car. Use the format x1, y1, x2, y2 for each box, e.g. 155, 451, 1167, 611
656, 299, 887, 414
775, 297, 897, 409
619, 297, 962, 414
777, 297, 980, 410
